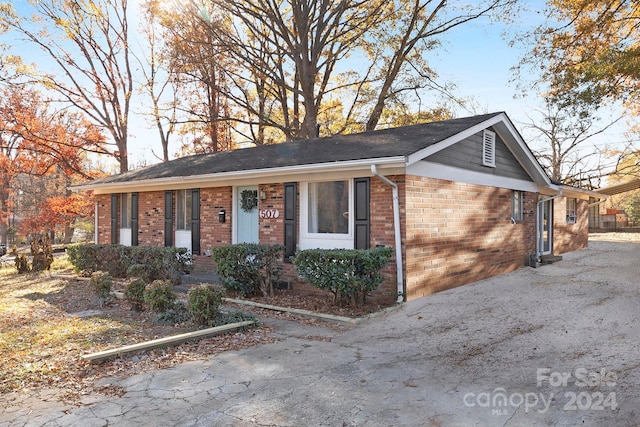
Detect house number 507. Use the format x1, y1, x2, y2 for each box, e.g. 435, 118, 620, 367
259, 209, 280, 219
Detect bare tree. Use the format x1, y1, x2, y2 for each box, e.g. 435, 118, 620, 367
524, 100, 623, 188
139, 0, 180, 161
206, 0, 517, 142
0, 0, 134, 173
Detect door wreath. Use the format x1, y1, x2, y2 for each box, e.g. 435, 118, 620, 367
240, 189, 258, 212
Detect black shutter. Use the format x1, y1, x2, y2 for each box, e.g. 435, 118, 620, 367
111, 194, 118, 244
164, 191, 173, 247
191, 189, 201, 255
284, 182, 297, 259
354, 177, 370, 249
131, 192, 139, 246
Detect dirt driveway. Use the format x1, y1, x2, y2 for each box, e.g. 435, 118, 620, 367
3, 236, 640, 426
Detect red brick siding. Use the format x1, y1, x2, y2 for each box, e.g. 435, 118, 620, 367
553, 197, 588, 254
403, 176, 537, 300
259, 183, 284, 245
369, 176, 404, 302
96, 194, 112, 245
200, 187, 232, 251
137, 191, 165, 246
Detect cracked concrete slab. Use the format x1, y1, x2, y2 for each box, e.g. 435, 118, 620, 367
2, 239, 640, 426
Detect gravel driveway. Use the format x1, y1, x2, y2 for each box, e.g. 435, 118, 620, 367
3, 236, 640, 426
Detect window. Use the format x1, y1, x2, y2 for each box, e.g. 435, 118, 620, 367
512, 190, 523, 222
177, 189, 192, 230
482, 129, 496, 167
121, 193, 132, 228
308, 180, 349, 234
300, 180, 353, 249
566, 198, 577, 224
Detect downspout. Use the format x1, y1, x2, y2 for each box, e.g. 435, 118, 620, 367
535, 189, 562, 261
371, 165, 404, 303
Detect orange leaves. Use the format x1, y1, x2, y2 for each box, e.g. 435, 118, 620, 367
0, 85, 101, 234
537, 0, 640, 108
19, 193, 94, 235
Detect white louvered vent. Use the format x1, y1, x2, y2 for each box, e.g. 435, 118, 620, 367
482, 129, 496, 167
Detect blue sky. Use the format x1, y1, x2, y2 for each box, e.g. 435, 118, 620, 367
3, 0, 633, 179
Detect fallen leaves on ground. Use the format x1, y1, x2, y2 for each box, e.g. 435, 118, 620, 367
0, 265, 276, 405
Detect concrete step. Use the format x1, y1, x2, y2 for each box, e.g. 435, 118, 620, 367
540, 255, 563, 264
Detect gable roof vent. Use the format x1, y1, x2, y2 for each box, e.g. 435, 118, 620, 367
482, 129, 496, 167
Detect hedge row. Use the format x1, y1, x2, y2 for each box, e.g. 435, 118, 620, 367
66, 244, 191, 284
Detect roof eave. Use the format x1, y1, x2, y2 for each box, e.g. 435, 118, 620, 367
71, 156, 407, 194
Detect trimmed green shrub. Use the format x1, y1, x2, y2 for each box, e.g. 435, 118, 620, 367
152, 301, 191, 325
124, 278, 147, 311
90, 271, 113, 306
126, 264, 151, 282
293, 247, 393, 306
187, 284, 226, 326
143, 280, 177, 313
66, 244, 192, 284
211, 244, 283, 297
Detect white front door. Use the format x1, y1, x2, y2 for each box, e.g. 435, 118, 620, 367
537, 199, 553, 255
236, 186, 259, 243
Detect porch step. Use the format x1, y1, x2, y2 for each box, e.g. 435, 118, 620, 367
540, 255, 563, 265
175, 271, 221, 293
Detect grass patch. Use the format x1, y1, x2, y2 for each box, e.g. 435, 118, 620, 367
0, 271, 139, 394
0, 254, 272, 401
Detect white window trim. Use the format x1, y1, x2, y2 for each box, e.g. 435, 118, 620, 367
482, 129, 496, 167
512, 190, 523, 222
120, 193, 132, 246
176, 189, 192, 231
299, 180, 354, 250
119, 228, 132, 247
566, 198, 577, 224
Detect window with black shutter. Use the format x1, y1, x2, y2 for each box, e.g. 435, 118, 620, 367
284, 182, 297, 258
354, 178, 370, 249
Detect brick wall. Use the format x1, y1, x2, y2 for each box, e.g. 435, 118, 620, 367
96, 176, 552, 303
403, 176, 537, 299
137, 191, 165, 246
96, 194, 112, 244
369, 176, 404, 302
259, 183, 284, 245
553, 197, 588, 254
200, 187, 232, 251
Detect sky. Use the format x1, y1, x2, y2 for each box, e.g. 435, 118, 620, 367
2, 0, 634, 182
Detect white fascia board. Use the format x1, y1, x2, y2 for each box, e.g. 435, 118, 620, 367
559, 185, 607, 201
406, 113, 507, 166
73, 157, 407, 194
407, 160, 543, 193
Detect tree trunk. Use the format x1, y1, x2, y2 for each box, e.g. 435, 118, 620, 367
63, 224, 74, 244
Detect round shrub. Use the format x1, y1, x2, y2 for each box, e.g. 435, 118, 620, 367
187, 284, 226, 326
126, 263, 151, 282
125, 278, 147, 311
143, 280, 177, 313
90, 271, 113, 306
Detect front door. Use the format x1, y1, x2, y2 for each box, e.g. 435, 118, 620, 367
537, 198, 553, 255
236, 186, 259, 243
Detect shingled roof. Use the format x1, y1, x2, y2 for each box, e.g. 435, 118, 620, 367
86, 112, 504, 186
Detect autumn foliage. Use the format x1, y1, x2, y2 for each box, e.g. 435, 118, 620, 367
0, 86, 104, 242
